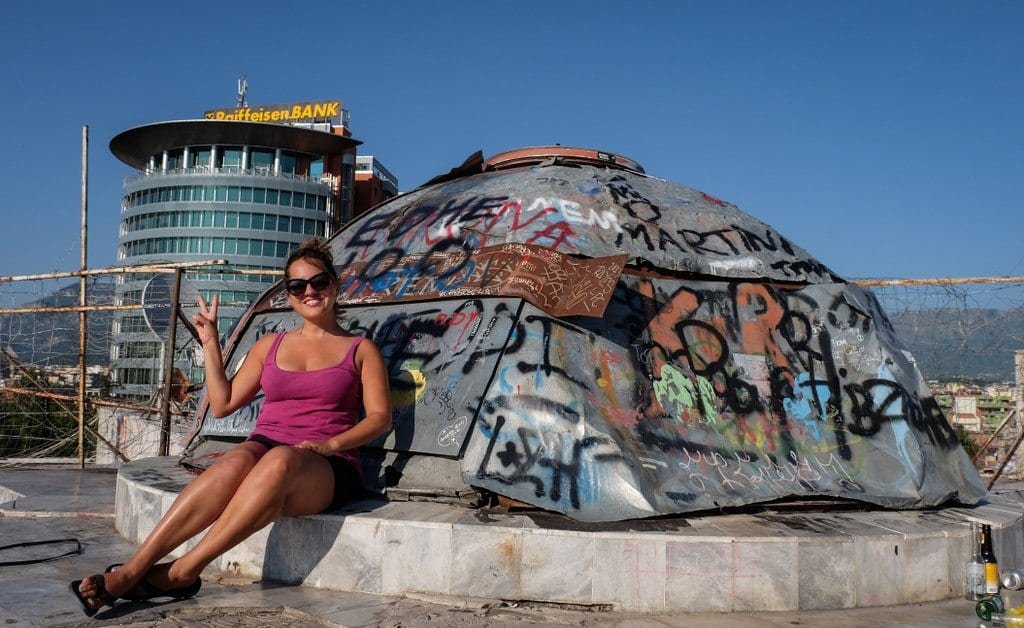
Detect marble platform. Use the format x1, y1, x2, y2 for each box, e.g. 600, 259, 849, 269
116, 457, 1024, 613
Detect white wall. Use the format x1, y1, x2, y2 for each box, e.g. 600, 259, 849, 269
95, 406, 191, 464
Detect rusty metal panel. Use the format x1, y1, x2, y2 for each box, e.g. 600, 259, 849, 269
249, 243, 625, 319
334, 243, 626, 318
196, 298, 519, 456
461, 279, 986, 521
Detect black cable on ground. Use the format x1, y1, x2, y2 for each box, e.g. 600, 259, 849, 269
0, 538, 82, 566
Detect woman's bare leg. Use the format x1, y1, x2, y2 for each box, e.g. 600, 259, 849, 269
142, 445, 335, 589
76, 441, 269, 608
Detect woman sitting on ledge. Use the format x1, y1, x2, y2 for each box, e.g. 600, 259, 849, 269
70, 238, 392, 617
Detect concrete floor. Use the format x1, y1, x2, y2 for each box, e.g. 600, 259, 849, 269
0, 466, 994, 627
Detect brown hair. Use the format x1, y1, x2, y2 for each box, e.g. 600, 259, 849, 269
284, 237, 338, 280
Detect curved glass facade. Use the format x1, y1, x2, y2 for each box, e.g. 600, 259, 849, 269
111, 140, 345, 398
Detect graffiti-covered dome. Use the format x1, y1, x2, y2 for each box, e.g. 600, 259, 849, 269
185, 146, 985, 521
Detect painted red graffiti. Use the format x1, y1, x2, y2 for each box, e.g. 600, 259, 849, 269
526, 222, 577, 252
701, 192, 728, 207
435, 309, 481, 348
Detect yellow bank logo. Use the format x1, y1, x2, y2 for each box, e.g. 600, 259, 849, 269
204, 100, 342, 123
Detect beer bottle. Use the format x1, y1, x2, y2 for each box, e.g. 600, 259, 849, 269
982, 523, 1001, 595
967, 521, 986, 600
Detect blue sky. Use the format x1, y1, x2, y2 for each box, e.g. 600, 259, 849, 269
0, 1, 1021, 281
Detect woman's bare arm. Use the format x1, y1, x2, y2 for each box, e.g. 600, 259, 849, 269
194, 294, 270, 417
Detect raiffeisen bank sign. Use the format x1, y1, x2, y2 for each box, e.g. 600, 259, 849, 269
203, 99, 342, 123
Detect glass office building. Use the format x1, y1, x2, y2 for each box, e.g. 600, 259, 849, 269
108, 112, 362, 397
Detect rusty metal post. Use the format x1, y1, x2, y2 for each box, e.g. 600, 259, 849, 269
1016, 351, 1024, 436
78, 125, 88, 469
973, 409, 1017, 463
988, 428, 1024, 490
853, 275, 1024, 287
0, 258, 232, 283
1006, 349, 1024, 481
159, 268, 183, 456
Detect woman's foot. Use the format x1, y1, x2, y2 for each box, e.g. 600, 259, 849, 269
68, 574, 118, 617
121, 562, 202, 601
73, 566, 140, 613
72, 560, 197, 613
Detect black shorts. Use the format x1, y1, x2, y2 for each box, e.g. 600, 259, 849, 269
246, 434, 364, 511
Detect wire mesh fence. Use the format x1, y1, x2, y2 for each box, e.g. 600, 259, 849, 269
866, 279, 1024, 383
0, 265, 224, 466
0, 274, 107, 462
1, 270, 1023, 469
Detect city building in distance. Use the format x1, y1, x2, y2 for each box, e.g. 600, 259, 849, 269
108, 96, 397, 397
355, 155, 399, 213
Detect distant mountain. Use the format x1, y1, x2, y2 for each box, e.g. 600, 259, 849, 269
0, 280, 115, 368
887, 306, 1024, 382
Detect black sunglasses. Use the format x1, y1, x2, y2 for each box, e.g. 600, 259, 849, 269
284, 271, 333, 296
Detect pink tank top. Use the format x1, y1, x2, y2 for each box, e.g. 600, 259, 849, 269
250, 332, 364, 472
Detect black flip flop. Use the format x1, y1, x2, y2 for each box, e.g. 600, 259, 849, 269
68, 574, 118, 618
121, 575, 202, 602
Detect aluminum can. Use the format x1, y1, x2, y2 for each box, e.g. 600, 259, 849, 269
1001, 569, 1024, 590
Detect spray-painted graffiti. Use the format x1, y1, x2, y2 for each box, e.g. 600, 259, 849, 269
461, 277, 982, 521
185, 161, 983, 522
198, 299, 519, 456
474, 410, 625, 510
199, 275, 980, 519
329, 168, 840, 284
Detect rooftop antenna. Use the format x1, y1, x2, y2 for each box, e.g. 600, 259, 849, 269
236, 76, 248, 108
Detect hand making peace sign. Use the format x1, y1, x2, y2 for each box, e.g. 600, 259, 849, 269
193, 294, 220, 345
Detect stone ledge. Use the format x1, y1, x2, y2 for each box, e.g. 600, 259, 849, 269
115, 457, 1024, 613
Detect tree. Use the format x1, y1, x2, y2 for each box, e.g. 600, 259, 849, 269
954, 424, 981, 460
0, 372, 85, 458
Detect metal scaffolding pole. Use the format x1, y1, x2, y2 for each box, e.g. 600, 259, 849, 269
78, 125, 88, 469
853, 275, 1024, 287
159, 268, 183, 456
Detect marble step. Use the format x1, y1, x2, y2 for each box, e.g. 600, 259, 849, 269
116, 457, 1024, 613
